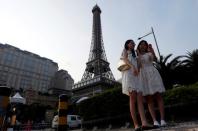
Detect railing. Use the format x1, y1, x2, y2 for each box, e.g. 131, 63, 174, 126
73, 76, 115, 89
11, 123, 51, 130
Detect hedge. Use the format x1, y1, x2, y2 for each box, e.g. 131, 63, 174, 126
77, 87, 129, 121
163, 82, 198, 105
76, 82, 198, 128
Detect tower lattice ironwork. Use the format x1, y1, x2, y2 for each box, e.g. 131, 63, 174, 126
73, 5, 117, 98
82, 5, 115, 81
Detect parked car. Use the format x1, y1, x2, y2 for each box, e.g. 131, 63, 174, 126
52, 115, 82, 129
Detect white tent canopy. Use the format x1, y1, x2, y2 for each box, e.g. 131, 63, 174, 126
76, 96, 89, 104
10, 92, 26, 104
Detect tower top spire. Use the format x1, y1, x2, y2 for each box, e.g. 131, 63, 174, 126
92, 4, 101, 13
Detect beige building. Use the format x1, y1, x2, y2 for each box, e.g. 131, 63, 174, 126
24, 88, 58, 107
49, 69, 74, 96
0, 43, 58, 92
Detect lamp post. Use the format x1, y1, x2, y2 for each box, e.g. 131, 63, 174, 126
138, 27, 161, 58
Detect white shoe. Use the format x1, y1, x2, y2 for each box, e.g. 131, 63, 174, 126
154, 121, 160, 126
160, 120, 167, 126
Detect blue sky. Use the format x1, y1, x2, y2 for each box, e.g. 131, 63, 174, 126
0, 0, 197, 82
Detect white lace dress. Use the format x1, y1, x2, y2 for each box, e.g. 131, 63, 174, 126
139, 52, 165, 96
121, 51, 143, 96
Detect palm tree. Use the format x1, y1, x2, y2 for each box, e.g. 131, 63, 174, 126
182, 49, 198, 83
154, 54, 184, 89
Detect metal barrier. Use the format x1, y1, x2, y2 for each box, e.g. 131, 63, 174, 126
12, 123, 51, 130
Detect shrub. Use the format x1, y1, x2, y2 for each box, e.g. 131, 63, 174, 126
76, 82, 198, 127
77, 87, 129, 121
163, 82, 198, 105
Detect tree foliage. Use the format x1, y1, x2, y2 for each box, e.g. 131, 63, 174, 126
154, 49, 198, 89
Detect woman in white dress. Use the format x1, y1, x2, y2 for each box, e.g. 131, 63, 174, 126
137, 40, 166, 127
121, 39, 151, 131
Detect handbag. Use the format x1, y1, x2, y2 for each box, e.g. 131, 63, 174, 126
117, 59, 131, 71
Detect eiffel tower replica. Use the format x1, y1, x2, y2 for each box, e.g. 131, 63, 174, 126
73, 5, 117, 99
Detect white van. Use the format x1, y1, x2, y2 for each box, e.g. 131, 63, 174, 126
52, 115, 82, 129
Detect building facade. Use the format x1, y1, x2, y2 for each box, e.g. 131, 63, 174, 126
24, 88, 58, 107
0, 43, 58, 92
49, 69, 74, 96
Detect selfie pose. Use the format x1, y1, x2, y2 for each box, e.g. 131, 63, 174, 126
121, 39, 152, 131
137, 40, 167, 127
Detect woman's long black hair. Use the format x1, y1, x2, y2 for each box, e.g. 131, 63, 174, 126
124, 39, 136, 58
137, 40, 149, 54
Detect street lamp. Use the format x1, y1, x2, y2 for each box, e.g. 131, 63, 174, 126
138, 27, 161, 58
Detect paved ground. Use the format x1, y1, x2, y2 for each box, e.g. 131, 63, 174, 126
21, 121, 198, 131
72, 121, 198, 131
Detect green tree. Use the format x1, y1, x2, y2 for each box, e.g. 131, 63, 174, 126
182, 49, 198, 82
154, 54, 184, 89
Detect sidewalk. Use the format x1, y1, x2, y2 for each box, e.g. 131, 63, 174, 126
30, 121, 198, 131
79, 121, 198, 131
